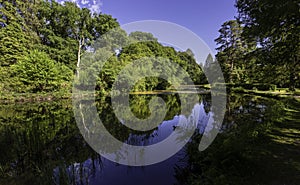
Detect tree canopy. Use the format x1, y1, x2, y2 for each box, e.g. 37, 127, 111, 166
214, 0, 300, 90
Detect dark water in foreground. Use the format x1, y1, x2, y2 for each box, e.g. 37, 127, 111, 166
0, 93, 299, 185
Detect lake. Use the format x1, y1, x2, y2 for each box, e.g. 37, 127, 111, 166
0, 93, 299, 185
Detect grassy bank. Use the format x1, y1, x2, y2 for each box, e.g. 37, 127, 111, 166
0, 91, 72, 103
1, 84, 299, 103
231, 87, 300, 100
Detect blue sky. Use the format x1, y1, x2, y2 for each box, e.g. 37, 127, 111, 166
57, 0, 237, 54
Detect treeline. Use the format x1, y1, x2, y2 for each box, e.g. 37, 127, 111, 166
76, 32, 206, 96
0, 0, 119, 94
215, 0, 299, 91
2, 0, 297, 96
0, 0, 205, 97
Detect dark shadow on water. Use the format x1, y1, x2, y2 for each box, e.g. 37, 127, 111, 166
0, 94, 299, 184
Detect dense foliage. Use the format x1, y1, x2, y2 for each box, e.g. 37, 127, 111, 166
11, 50, 72, 93
215, 0, 299, 90
0, 0, 119, 95
183, 1, 300, 184
0, 1, 299, 184
0, 0, 205, 97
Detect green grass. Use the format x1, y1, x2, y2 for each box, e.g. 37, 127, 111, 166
243, 98, 300, 184
232, 87, 300, 100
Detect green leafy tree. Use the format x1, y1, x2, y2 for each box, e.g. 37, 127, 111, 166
236, 0, 300, 90
36, 1, 119, 71
0, 0, 36, 66
11, 50, 72, 93
129, 31, 158, 42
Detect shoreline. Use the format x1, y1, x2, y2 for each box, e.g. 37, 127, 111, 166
0, 86, 299, 103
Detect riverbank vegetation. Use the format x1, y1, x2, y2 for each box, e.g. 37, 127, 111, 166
215, 0, 299, 91
0, 0, 206, 101
1, 0, 298, 101
0, 1, 300, 184
180, 1, 300, 184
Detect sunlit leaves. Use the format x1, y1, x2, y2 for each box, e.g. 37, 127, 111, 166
11, 50, 73, 93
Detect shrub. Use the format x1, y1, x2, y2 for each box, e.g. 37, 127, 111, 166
11, 50, 73, 93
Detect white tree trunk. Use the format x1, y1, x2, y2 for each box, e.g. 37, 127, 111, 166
76, 36, 85, 78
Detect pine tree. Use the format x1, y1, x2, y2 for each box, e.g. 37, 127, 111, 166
215, 20, 255, 84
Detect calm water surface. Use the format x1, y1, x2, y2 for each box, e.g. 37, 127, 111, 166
0, 93, 299, 185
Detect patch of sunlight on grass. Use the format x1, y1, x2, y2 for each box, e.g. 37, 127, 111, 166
284, 108, 299, 112
270, 136, 296, 145
269, 128, 300, 146
280, 128, 300, 134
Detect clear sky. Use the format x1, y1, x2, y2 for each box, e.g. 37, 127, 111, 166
101, 0, 237, 53
57, 0, 237, 54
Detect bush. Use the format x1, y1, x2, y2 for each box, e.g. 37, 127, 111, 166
11, 50, 73, 93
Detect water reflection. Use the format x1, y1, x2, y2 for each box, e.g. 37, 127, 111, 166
176, 94, 300, 185
0, 94, 295, 184
0, 94, 211, 184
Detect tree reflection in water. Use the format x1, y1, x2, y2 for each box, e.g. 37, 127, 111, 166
0, 93, 298, 185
